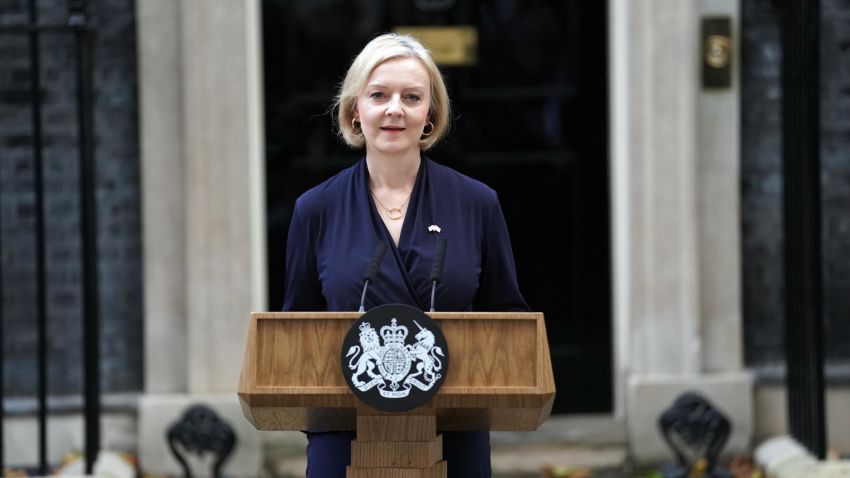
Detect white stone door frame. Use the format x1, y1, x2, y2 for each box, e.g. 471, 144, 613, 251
138, 1, 268, 475
608, 0, 752, 463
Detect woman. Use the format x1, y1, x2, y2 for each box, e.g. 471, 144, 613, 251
283, 33, 528, 478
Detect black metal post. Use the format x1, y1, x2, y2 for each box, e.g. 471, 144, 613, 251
781, 0, 825, 459
0, 143, 4, 471
27, 0, 49, 473
69, 0, 100, 472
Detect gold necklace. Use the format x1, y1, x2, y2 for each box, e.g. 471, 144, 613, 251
371, 189, 412, 220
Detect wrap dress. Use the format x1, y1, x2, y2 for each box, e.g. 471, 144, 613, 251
283, 155, 528, 477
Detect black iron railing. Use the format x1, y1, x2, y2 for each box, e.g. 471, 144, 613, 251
0, 0, 100, 473
0, 140, 4, 471
780, 0, 826, 459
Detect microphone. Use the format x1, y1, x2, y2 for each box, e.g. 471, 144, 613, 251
429, 239, 447, 312
359, 240, 388, 312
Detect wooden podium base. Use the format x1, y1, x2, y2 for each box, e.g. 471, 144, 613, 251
347, 413, 447, 478
346, 461, 447, 478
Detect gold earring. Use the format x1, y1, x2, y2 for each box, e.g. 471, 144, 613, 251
421, 121, 435, 137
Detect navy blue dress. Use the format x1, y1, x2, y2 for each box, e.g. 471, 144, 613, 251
283, 155, 528, 478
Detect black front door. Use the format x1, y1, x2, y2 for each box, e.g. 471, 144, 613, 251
263, 0, 610, 413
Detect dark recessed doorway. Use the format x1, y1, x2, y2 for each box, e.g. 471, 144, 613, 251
263, 0, 610, 413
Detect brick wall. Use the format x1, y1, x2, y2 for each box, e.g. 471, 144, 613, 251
0, 0, 141, 397
741, 0, 785, 369
741, 0, 850, 372
821, 0, 850, 363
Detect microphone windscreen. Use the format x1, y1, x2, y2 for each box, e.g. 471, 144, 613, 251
363, 240, 388, 282
430, 238, 447, 282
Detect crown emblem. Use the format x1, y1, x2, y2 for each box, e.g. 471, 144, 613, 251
380, 318, 408, 345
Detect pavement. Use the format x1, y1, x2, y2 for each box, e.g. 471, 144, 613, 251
490, 442, 630, 477
265, 415, 633, 477
265, 439, 632, 477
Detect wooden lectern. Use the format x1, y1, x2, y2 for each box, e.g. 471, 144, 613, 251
238, 311, 555, 477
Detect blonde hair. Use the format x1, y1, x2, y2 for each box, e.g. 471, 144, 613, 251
335, 33, 451, 151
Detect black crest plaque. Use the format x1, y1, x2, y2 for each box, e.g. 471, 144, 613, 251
341, 303, 449, 412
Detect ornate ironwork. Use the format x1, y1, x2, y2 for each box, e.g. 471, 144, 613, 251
167, 404, 237, 478
658, 392, 732, 478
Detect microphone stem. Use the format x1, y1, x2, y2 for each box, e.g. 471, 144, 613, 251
359, 280, 370, 313
430, 280, 437, 312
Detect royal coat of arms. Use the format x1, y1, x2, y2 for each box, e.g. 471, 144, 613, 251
341, 304, 449, 411
346, 318, 445, 398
